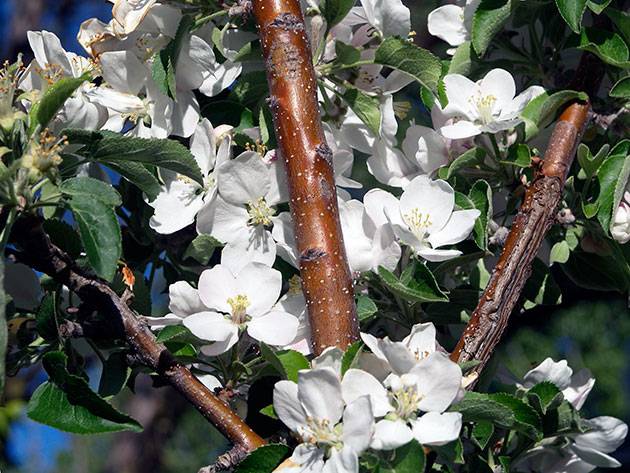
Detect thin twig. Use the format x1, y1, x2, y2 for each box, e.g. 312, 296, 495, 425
12, 214, 266, 452
252, 0, 359, 354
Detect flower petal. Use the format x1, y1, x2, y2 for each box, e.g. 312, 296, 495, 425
371, 419, 414, 450
197, 265, 238, 313
342, 369, 391, 417
298, 367, 344, 423
273, 380, 307, 431
247, 311, 299, 346
411, 353, 462, 412
218, 151, 271, 204
427, 209, 480, 249
235, 262, 282, 316
182, 311, 236, 342
168, 281, 207, 317
343, 396, 374, 454
412, 411, 462, 446
400, 175, 454, 234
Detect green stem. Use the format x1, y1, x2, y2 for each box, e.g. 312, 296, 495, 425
193, 9, 227, 28
0, 207, 17, 251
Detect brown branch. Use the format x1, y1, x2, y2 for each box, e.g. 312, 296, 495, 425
450, 100, 591, 375
12, 214, 266, 453
252, 0, 359, 354
198, 444, 249, 473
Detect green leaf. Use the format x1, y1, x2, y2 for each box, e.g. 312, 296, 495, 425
183, 234, 222, 264
562, 250, 630, 292
380, 440, 426, 473
503, 143, 531, 168
356, 294, 378, 321
321, 0, 355, 29
597, 154, 630, 233
35, 293, 58, 341
105, 161, 161, 202
472, 0, 519, 56
577, 143, 608, 177
260, 404, 278, 419
341, 341, 363, 375
379, 263, 448, 304
448, 41, 474, 75
229, 71, 269, 108
342, 89, 381, 136
43, 219, 82, 259
235, 444, 289, 473
610, 76, 630, 98
63, 129, 203, 186
472, 421, 494, 449
0, 258, 5, 397
606, 8, 630, 44
66, 197, 122, 281
490, 393, 542, 440
156, 325, 192, 343
260, 343, 309, 383
555, 0, 588, 33
549, 240, 571, 265
27, 352, 142, 434
523, 258, 562, 309
98, 352, 130, 398
577, 27, 630, 68
450, 392, 515, 427
587, 0, 612, 14
375, 37, 442, 92
60, 177, 122, 207
520, 90, 588, 140
334, 41, 362, 67
526, 381, 563, 414
469, 180, 492, 250
439, 147, 486, 179
30, 75, 89, 133
151, 15, 193, 99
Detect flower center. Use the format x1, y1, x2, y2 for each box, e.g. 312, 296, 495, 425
247, 197, 275, 226
386, 374, 424, 421
35, 63, 65, 87
22, 130, 67, 179
301, 417, 343, 449
472, 94, 497, 124
227, 294, 250, 325
403, 208, 432, 242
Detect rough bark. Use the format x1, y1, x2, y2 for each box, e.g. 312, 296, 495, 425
450, 101, 591, 375
252, 0, 359, 354
12, 214, 266, 452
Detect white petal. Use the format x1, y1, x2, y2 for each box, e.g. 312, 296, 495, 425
144, 313, 182, 329
196, 196, 249, 241
343, 397, 374, 453
442, 74, 477, 118
218, 151, 271, 204
417, 247, 463, 262
27, 31, 73, 77
236, 262, 282, 317
197, 265, 238, 313
198, 61, 243, 97
411, 353, 462, 412
571, 444, 622, 468
168, 281, 207, 317
182, 311, 237, 342
100, 50, 147, 95
298, 368, 344, 423
271, 212, 298, 267
575, 416, 628, 453
565, 369, 595, 410
439, 120, 482, 140
400, 175, 455, 234
190, 118, 216, 176
273, 380, 307, 432
427, 5, 468, 47
402, 125, 450, 175
342, 369, 391, 417
323, 446, 359, 473
371, 225, 402, 272
412, 412, 462, 446
380, 341, 416, 375
148, 177, 204, 234
522, 358, 572, 390
247, 311, 299, 346
199, 329, 240, 356
169, 91, 199, 138
221, 234, 276, 274
367, 145, 418, 188
427, 209, 480, 249
479, 69, 516, 112
403, 323, 437, 356
371, 419, 414, 450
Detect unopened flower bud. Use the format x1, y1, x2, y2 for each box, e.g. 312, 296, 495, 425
556, 208, 575, 225
612, 202, 630, 244
489, 226, 510, 247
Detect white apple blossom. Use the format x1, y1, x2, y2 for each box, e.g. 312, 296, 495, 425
342, 324, 462, 449
274, 367, 374, 473
342, 96, 449, 187
520, 358, 595, 410
371, 175, 480, 262
182, 258, 298, 356
196, 150, 287, 262
20, 31, 110, 132
148, 119, 232, 234
351, 0, 411, 39
338, 197, 401, 274
438, 69, 545, 139
427, 0, 480, 54
611, 188, 630, 244
144, 280, 207, 329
